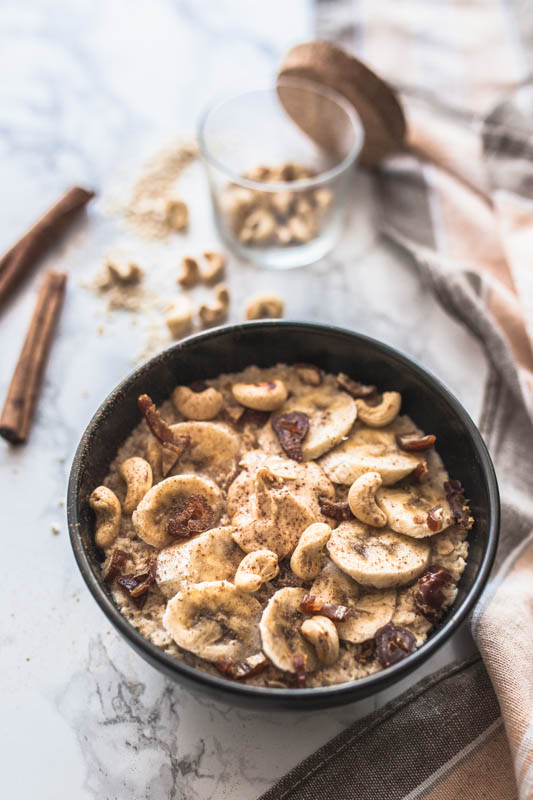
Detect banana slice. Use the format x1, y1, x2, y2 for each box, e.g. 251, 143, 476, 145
338, 589, 397, 643
258, 388, 357, 460
156, 526, 243, 598
311, 559, 360, 606
230, 455, 335, 558
376, 450, 454, 538
310, 560, 396, 642
132, 474, 223, 548
163, 580, 262, 662
327, 520, 431, 588
319, 416, 422, 486
259, 587, 318, 672
167, 421, 241, 487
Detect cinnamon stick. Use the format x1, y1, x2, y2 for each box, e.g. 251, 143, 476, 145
0, 271, 67, 444
0, 187, 93, 310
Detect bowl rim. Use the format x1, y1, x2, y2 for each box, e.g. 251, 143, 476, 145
67, 320, 500, 704
197, 76, 365, 192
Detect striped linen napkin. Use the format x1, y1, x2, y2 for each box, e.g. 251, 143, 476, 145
260, 1, 533, 798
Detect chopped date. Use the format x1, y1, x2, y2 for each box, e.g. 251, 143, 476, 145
412, 461, 429, 482
239, 408, 271, 428
396, 433, 436, 452
117, 557, 157, 607
427, 504, 444, 532
291, 653, 307, 688
216, 654, 269, 681
414, 565, 453, 623
166, 494, 214, 539
102, 548, 128, 583
271, 411, 309, 461
336, 373, 377, 399
319, 496, 353, 521
138, 394, 191, 456
299, 594, 354, 622
444, 479, 474, 531
375, 623, 416, 667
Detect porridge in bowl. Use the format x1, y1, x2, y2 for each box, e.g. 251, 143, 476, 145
90, 364, 473, 689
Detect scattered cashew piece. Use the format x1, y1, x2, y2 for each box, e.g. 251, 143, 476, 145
234, 549, 279, 593
348, 472, 387, 528
290, 522, 331, 581
120, 457, 153, 515
173, 385, 223, 421
301, 616, 339, 666
178, 256, 201, 288
245, 294, 284, 320
165, 296, 193, 338
231, 379, 287, 411
356, 391, 402, 427
89, 486, 121, 549
202, 251, 226, 285
199, 284, 230, 327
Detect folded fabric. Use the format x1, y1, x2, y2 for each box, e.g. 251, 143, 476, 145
261, 1, 533, 797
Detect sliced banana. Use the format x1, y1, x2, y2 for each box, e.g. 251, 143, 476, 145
258, 388, 357, 460
327, 520, 431, 588
376, 450, 453, 538
227, 452, 298, 519
338, 589, 397, 643
230, 455, 335, 558
132, 474, 223, 548
319, 416, 422, 486
259, 588, 318, 672
156, 526, 243, 598
310, 560, 396, 643
163, 580, 262, 662
167, 421, 241, 487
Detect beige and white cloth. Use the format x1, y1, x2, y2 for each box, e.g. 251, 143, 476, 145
260, 1, 533, 798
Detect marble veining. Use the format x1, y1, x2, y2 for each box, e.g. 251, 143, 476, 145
0, 1, 488, 798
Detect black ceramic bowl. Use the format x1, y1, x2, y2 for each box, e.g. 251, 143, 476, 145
68, 321, 499, 710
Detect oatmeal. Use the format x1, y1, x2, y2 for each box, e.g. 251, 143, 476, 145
90, 363, 473, 689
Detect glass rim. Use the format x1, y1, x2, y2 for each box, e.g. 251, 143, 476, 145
196, 77, 364, 192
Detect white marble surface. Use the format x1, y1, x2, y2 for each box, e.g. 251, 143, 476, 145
0, 2, 489, 798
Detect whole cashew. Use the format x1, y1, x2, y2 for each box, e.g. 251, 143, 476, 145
245, 294, 284, 320
173, 385, 223, 421
231, 379, 287, 411
120, 457, 153, 515
301, 615, 339, 665
202, 251, 226, 285
199, 284, 230, 327
89, 486, 121, 549
178, 256, 200, 288
356, 391, 402, 427
348, 472, 387, 527
234, 549, 279, 592
165, 296, 193, 339
290, 522, 331, 581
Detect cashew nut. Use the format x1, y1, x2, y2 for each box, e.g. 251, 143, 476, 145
287, 213, 316, 243
290, 522, 331, 580
178, 256, 200, 288
231, 379, 288, 411
356, 391, 402, 427
199, 284, 230, 327
165, 296, 193, 338
245, 294, 284, 320
165, 198, 188, 232
172, 385, 223, 420
120, 457, 153, 515
234, 549, 279, 592
202, 251, 226, 285
348, 472, 387, 527
89, 486, 121, 549
301, 615, 339, 665
106, 259, 143, 285
239, 209, 276, 245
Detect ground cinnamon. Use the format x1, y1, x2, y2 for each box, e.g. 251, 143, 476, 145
0, 187, 93, 310
0, 271, 67, 444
